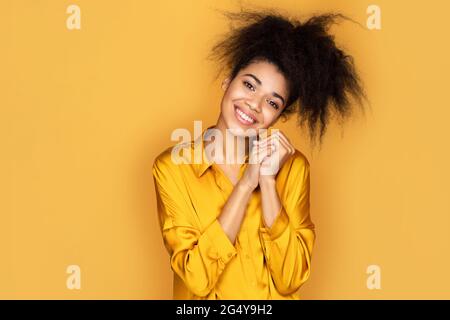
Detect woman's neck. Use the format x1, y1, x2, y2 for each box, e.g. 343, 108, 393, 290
208, 119, 250, 166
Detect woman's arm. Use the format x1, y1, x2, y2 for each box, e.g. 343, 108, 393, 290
259, 176, 281, 228
217, 179, 254, 244
258, 156, 315, 295
218, 140, 276, 243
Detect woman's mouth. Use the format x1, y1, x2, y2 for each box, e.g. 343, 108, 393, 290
234, 105, 257, 126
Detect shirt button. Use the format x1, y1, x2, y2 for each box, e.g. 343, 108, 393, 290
246, 254, 250, 259
227, 253, 233, 258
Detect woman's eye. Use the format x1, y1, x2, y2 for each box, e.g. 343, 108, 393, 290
268, 100, 279, 110
243, 80, 279, 110
243, 81, 255, 91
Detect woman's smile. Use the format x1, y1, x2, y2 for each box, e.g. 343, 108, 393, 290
234, 104, 257, 126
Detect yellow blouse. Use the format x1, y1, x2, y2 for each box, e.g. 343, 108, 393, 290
152, 126, 315, 300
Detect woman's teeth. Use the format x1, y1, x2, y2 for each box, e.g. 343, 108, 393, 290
236, 107, 255, 124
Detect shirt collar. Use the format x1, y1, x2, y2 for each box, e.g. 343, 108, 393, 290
191, 125, 249, 178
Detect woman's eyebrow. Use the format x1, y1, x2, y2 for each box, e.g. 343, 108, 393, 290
243, 73, 286, 105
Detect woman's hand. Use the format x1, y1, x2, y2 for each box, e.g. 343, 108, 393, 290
257, 130, 295, 181
239, 138, 275, 190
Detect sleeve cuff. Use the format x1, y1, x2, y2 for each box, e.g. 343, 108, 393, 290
204, 219, 237, 264
260, 206, 290, 240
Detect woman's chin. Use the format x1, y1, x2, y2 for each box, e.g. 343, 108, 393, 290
227, 122, 259, 137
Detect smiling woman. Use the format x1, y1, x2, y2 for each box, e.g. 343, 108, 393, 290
152, 8, 367, 300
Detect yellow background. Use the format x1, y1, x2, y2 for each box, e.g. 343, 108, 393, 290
1, 0, 449, 299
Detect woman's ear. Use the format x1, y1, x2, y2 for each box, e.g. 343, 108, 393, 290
221, 77, 231, 91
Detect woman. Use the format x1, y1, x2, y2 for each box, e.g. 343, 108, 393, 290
152, 9, 366, 299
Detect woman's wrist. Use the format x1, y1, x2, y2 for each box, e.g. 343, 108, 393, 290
237, 178, 257, 193
259, 175, 276, 188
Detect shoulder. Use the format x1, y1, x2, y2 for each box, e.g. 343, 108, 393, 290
290, 148, 310, 171
282, 148, 310, 183
153, 144, 169, 165
152, 141, 194, 174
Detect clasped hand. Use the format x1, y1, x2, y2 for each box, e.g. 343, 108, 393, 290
241, 130, 295, 190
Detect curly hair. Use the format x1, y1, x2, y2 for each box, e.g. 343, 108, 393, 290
207, 8, 368, 146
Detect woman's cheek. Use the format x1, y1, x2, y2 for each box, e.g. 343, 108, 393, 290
234, 85, 250, 98
263, 110, 279, 127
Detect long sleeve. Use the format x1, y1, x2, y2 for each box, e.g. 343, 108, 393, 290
152, 156, 237, 298
258, 155, 315, 295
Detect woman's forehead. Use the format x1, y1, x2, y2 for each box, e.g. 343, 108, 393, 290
238, 60, 289, 97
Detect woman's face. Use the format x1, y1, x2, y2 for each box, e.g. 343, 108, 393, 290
218, 60, 289, 136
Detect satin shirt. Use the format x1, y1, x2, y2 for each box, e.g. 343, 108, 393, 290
152, 127, 315, 299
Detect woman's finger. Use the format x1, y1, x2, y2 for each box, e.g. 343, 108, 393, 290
255, 133, 278, 147
275, 135, 291, 155
249, 143, 270, 163
254, 144, 276, 163
255, 130, 278, 144
263, 131, 293, 155
253, 130, 295, 157
276, 131, 295, 154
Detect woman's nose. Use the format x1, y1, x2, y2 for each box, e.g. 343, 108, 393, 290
246, 101, 260, 113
